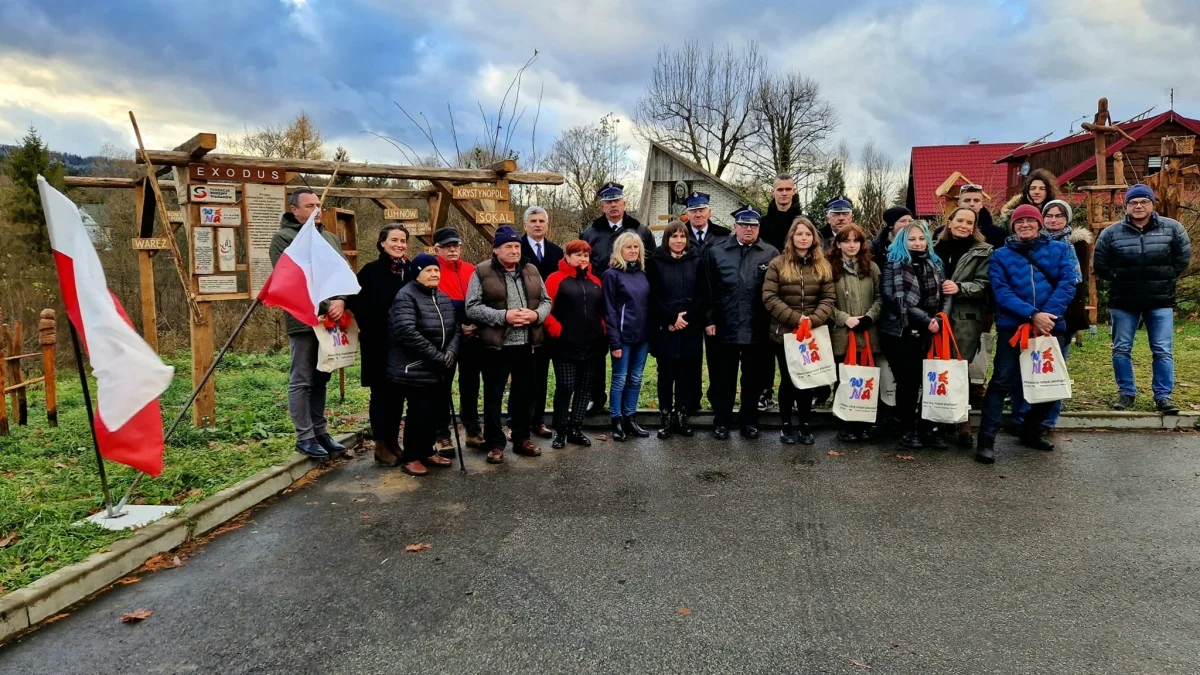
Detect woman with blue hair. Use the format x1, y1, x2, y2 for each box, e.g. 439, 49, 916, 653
879, 220, 953, 450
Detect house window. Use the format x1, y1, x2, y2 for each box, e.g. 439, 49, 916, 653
1147, 156, 1163, 175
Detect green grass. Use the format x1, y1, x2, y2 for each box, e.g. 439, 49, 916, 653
0, 352, 366, 595
3, 319, 1195, 594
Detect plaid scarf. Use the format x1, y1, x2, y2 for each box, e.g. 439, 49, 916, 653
888, 253, 943, 327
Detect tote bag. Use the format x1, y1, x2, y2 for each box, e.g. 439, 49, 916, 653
783, 316, 838, 389
315, 312, 360, 373
1012, 324, 1073, 404
920, 313, 970, 424
833, 332, 881, 423
878, 354, 898, 407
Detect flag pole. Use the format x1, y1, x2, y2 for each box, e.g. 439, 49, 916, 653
115, 298, 262, 512
69, 323, 117, 519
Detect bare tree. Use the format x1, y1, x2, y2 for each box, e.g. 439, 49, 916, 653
545, 114, 634, 216
856, 141, 900, 237
743, 72, 837, 187
633, 41, 765, 179
229, 111, 326, 159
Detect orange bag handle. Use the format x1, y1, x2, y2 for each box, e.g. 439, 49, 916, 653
793, 315, 813, 341
925, 312, 962, 361
322, 310, 354, 329
845, 329, 876, 368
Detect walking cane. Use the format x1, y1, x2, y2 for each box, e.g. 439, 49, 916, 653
447, 391, 466, 473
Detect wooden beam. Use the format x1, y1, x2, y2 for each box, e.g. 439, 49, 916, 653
64, 176, 150, 189
136, 150, 565, 185
64, 176, 437, 200
174, 132, 217, 158
433, 180, 496, 243
488, 159, 517, 174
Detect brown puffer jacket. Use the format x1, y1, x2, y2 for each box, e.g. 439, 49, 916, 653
762, 255, 836, 344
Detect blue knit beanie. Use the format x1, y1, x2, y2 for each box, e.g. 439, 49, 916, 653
492, 225, 521, 248
407, 253, 440, 283
1125, 184, 1155, 203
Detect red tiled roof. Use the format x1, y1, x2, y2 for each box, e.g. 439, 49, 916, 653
909, 142, 1022, 217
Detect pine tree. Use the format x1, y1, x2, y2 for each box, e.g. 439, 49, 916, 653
804, 159, 849, 220
1, 126, 67, 256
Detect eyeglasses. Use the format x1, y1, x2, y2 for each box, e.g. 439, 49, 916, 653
1127, 198, 1153, 207
735, 222, 761, 228
959, 184, 983, 193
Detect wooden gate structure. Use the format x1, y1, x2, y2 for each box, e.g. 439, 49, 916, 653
0, 309, 58, 434
65, 131, 563, 427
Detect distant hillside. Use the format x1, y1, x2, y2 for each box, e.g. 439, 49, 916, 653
0, 144, 102, 174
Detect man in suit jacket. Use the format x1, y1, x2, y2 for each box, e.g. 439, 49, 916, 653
683, 191, 731, 258
516, 205, 563, 438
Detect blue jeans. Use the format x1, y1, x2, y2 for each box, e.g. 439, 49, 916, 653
610, 342, 649, 418
1111, 307, 1175, 400
1010, 335, 1071, 429
980, 327, 1055, 440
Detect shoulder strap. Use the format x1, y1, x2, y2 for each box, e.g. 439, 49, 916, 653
1014, 247, 1058, 291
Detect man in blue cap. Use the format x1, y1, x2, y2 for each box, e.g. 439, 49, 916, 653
1094, 183, 1191, 414
821, 195, 854, 243
683, 191, 730, 257
580, 181, 656, 414
699, 204, 779, 439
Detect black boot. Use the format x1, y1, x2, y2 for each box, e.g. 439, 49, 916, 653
899, 429, 924, 450
567, 425, 592, 447
975, 436, 995, 464
611, 418, 627, 442
551, 428, 566, 449
836, 421, 856, 442
797, 424, 815, 445
657, 411, 673, 439
780, 423, 797, 445
674, 408, 693, 437
921, 423, 948, 450
1020, 425, 1055, 451
624, 415, 651, 438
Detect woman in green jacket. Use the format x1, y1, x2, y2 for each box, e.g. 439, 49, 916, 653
934, 206, 993, 447
827, 223, 882, 442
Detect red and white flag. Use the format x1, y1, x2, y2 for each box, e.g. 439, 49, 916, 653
256, 210, 360, 325
39, 176, 174, 477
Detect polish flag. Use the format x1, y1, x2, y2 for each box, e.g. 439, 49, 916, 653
39, 177, 174, 477
256, 210, 360, 324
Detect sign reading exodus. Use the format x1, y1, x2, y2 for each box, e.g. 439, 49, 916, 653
189, 163, 286, 184
453, 186, 509, 201
383, 208, 419, 221
200, 206, 242, 226
190, 184, 238, 203
475, 210, 515, 225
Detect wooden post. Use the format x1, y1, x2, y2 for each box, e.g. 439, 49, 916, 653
0, 325, 7, 435
134, 179, 159, 351
39, 309, 57, 427
190, 302, 215, 427
12, 321, 27, 426
3, 324, 16, 425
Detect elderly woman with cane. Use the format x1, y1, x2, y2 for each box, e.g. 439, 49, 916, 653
387, 254, 461, 476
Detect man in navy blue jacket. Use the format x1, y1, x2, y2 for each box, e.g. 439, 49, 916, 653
975, 205, 1077, 463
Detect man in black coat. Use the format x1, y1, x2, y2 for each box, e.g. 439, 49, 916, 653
579, 182, 656, 413
820, 195, 854, 243
699, 206, 779, 440
678, 192, 730, 412
517, 205, 564, 437
756, 175, 803, 412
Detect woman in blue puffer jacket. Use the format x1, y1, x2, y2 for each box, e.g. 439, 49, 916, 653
975, 205, 1076, 464
603, 231, 652, 442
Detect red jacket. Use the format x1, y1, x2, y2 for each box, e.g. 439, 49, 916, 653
437, 256, 475, 325
544, 257, 604, 338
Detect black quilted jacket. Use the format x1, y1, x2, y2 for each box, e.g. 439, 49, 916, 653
1094, 213, 1192, 311
386, 283, 461, 387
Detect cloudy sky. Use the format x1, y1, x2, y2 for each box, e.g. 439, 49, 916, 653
1, 0, 1197, 175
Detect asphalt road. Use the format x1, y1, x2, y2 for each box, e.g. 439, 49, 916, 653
3, 429, 1200, 674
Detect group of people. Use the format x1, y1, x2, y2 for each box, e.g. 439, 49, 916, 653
273, 167, 1191, 473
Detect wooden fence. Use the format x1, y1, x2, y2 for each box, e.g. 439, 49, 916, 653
1, 309, 57, 434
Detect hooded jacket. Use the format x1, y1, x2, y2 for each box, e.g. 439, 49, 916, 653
544, 258, 606, 361
990, 234, 1077, 333
349, 251, 408, 388
760, 200, 802, 253
1093, 212, 1191, 311
386, 281, 461, 387
699, 236, 779, 345
269, 212, 347, 336
602, 261, 652, 350
647, 244, 704, 360
580, 213, 656, 273
1046, 226, 1093, 332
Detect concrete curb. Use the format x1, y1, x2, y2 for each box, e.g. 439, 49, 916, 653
574, 410, 1199, 430
0, 432, 360, 645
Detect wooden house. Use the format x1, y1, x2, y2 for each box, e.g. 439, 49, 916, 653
637, 140, 751, 242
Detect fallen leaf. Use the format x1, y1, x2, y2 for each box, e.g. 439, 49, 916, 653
117, 577, 141, 585
405, 543, 432, 553
895, 455, 915, 461
43, 613, 70, 626
121, 609, 153, 623
0, 533, 18, 549
677, 607, 692, 616
846, 655, 872, 670
827, 450, 842, 456
595, 434, 610, 442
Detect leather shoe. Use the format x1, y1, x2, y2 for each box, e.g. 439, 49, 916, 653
623, 416, 651, 438
373, 438, 400, 467
295, 438, 329, 459
1112, 394, 1136, 411
402, 460, 428, 476
567, 426, 592, 446
611, 418, 627, 442
514, 440, 542, 457
424, 454, 453, 467
465, 433, 485, 448
740, 424, 759, 439
434, 438, 455, 458
315, 433, 345, 454
486, 450, 505, 464
533, 423, 554, 439
780, 424, 796, 445
1020, 433, 1055, 452
1156, 398, 1181, 415
797, 425, 815, 445
712, 426, 730, 440
551, 429, 567, 449
975, 437, 995, 464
